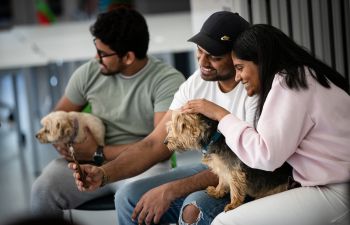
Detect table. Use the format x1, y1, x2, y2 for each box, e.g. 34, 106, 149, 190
12, 12, 193, 62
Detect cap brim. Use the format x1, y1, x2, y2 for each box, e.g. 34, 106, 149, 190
188, 32, 231, 56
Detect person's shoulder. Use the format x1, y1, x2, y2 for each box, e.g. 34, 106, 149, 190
148, 56, 181, 74
146, 56, 186, 83
272, 73, 294, 93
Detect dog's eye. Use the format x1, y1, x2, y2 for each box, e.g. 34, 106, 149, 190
44, 129, 49, 133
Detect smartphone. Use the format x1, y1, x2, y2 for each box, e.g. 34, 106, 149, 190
69, 145, 88, 188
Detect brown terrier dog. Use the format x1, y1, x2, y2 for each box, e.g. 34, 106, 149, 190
164, 111, 292, 211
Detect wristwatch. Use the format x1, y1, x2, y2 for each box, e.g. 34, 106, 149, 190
93, 145, 104, 166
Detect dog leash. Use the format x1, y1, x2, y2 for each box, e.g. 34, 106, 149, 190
67, 118, 87, 187
68, 143, 88, 188
202, 131, 222, 155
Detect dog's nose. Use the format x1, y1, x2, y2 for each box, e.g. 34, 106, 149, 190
163, 138, 168, 145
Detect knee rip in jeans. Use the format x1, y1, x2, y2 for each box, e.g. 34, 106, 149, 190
179, 202, 203, 225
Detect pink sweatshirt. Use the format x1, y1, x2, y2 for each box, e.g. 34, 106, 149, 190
218, 72, 350, 186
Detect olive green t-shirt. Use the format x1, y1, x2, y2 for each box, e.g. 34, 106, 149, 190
65, 56, 185, 145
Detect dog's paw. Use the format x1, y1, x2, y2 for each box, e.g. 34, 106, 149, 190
224, 199, 243, 212
206, 186, 226, 198
224, 203, 235, 212
206, 186, 216, 196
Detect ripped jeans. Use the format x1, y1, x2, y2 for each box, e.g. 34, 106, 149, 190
115, 163, 230, 225
178, 190, 230, 225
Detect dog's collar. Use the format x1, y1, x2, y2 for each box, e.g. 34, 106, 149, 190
69, 118, 79, 144
202, 131, 222, 155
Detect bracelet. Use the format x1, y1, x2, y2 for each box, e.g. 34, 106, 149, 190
99, 166, 109, 187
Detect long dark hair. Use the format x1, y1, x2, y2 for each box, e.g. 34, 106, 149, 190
233, 24, 349, 120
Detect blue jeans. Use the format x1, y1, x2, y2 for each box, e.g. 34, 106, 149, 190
115, 163, 230, 225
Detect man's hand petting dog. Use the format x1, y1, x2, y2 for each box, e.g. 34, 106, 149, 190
182, 99, 230, 121
68, 163, 103, 192
132, 185, 175, 225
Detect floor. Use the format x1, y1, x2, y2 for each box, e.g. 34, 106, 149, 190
0, 66, 201, 225
0, 123, 33, 224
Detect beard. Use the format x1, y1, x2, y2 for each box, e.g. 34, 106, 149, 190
200, 69, 235, 82
99, 61, 125, 76
100, 68, 120, 76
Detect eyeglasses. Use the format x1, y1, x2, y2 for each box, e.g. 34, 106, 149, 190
93, 38, 118, 62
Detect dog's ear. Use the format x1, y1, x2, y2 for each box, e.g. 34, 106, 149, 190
61, 120, 73, 138
56, 121, 61, 130
58, 120, 73, 139
58, 121, 66, 137
174, 115, 186, 133
199, 114, 218, 130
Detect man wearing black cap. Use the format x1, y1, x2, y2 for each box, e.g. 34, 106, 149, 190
188, 11, 250, 56
69, 11, 256, 225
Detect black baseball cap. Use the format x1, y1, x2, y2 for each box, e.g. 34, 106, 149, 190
188, 11, 250, 56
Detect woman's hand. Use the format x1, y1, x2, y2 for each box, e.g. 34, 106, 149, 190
68, 163, 104, 192
181, 99, 230, 121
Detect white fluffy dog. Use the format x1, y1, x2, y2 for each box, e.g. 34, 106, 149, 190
36, 111, 105, 146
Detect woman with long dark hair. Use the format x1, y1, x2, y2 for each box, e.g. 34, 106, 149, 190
182, 24, 349, 225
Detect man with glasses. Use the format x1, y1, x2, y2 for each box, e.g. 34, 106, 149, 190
31, 7, 185, 217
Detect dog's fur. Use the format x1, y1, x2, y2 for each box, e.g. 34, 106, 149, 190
36, 111, 105, 146
165, 112, 292, 211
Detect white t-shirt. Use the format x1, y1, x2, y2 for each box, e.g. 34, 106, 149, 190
170, 69, 257, 125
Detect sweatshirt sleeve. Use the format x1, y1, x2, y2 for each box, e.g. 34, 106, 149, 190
218, 75, 313, 171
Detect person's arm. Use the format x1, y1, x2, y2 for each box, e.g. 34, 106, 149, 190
219, 78, 312, 171
103, 111, 166, 160
181, 78, 311, 171
181, 99, 230, 121
102, 110, 172, 180
69, 110, 173, 191
71, 110, 167, 162
54, 96, 84, 112
132, 169, 218, 225
54, 93, 168, 161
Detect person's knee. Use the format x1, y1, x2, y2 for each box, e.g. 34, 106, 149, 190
30, 175, 58, 215
114, 184, 129, 207
182, 204, 201, 224
31, 159, 68, 207
31, 175, 54, 199
114, 181, 143, 208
